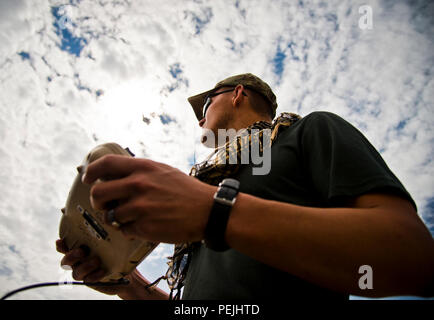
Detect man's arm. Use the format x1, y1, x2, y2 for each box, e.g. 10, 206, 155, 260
117, 269, 168, 300
81, 155, 434, 297
225, 191, 434, 297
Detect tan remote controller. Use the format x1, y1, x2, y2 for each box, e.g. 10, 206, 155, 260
59, 143, 159, 282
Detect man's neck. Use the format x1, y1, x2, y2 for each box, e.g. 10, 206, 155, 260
229, 113, 272, 132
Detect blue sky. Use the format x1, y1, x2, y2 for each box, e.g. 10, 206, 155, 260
52, 5, 88, 57
0, 0, 433, 300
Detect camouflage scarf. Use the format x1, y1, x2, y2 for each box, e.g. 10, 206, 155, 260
147, 112, 302, 299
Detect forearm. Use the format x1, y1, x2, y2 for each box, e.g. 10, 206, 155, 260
225, 192, 434, 297
117, 270, 169, 300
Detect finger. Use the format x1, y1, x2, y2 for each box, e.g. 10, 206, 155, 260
72, 257, 102, 281
119, 221, 142, 240
56, 239, 69, 254
60, 248, 86, 267
82, 155, 141, 185
83, 268, 107, 283
118, 216, 155, 241
104, 200, 144, 226
89, 178, 136, 211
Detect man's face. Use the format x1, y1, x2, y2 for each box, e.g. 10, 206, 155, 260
199, 87, 234, 148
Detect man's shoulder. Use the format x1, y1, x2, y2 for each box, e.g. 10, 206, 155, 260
295, 110, 357, 134
273, 110, 363, 149
301, 110, 346, 123
275, 110, 346, 136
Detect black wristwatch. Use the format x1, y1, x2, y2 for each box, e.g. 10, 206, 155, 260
203, 178, 240, 252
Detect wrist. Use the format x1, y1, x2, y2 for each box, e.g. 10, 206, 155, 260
224, 191, 267, 250
118, 269, 169, 300
116, 270, 140, 299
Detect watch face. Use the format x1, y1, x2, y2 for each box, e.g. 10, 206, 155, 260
221, 178, 240, 190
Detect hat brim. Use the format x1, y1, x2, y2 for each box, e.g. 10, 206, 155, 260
187, 88, 216, 121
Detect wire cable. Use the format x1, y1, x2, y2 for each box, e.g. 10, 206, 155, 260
1, 278, 130, 300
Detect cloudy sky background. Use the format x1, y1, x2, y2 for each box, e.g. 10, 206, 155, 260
0, 0, 433, 300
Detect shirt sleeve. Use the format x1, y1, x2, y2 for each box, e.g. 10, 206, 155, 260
300, 111, 417, 211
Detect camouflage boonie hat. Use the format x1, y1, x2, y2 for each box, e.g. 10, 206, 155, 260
187, 73, 278, 121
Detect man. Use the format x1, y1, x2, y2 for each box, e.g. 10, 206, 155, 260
56, 73, 434, 299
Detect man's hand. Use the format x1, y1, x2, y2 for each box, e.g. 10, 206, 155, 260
56, 239, 129, 296
82, 155, 216, 244
56, 239, 169, 299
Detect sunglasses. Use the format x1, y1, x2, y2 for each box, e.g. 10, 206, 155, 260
202, 87, 247, 119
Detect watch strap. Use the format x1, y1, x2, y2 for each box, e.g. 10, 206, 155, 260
204, 178, 240, 251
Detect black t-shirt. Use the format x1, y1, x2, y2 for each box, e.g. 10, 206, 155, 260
182, 111, 417, 300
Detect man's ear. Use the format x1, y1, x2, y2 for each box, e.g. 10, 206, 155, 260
232, 84, 245, 107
